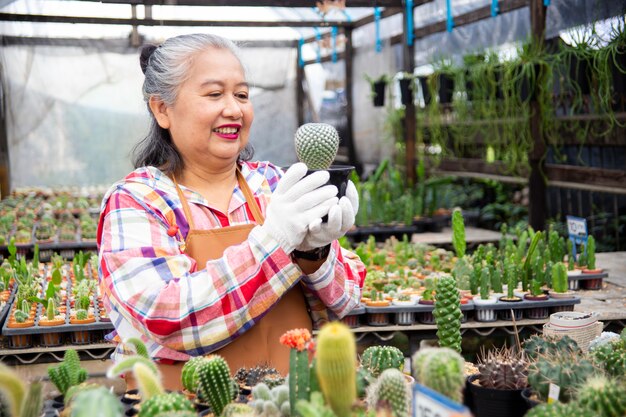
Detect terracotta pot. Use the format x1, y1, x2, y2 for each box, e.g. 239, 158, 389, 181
39, 317, 66, 326
582, 268, 603, 274
365, 300, 390, 307
7, 319, 35, 328
70, 316, 96, 325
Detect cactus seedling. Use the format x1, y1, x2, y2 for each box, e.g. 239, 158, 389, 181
412, 347, 465, 403
366, 368, 411, 417
196, 355, 236, 417
294, 123, 340, 170
66, 386, 124, 417
360, 345, 404, 378
477, 346, 528, 390
280, 328, 313, 417
47, 349, 88, 396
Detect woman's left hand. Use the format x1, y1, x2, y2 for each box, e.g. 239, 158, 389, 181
295, 180, 359, 251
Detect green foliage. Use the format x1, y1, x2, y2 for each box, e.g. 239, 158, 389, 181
451, 209, 466, 258
139, 393, 195, 417
433, 275, 463, 353
366, 368, 410, 417
289, 347, 311, 417
528, 350, 597, 402
551, 262, 568, 293
587, 236, 596, 270
576, 375, 626, 417
47, 349, 88, 396
360, 346, 404, 378
315, 322, 357, 417
68, 386, 123, 417
197, 355, 235, 417
412, 347, 465, 403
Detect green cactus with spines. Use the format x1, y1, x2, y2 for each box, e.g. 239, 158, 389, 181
196, 355, 235, 417
356, 366, 375, 398
360, 345, 404, 378
106, 355, 159, 381
543, 261, 553, 288
75, 309, 88, 321
523, 335, 580, 361
528, 350, 597, 403
139, 393, 195, 417
181, 356, 209, 393
17, 382, 42, 417
13, 309, 29, 323
295, 392, 338, 417
451, 209, 466, 258
477, 345, 527, 390
153, 412, 198, 417
289, 346, 311, 416
124, 337, 151, 358
433, 275, 463, 353
412, 347, 465, 403
524, 402, 577, 417
469, 265, 479, 295
490, 264, 503, 294
315, 322, 357, 417
46, 297, 57, 320
577, 242, 588, 267
479, 266, 490, 300
590, 335, 626, 377
566, 240, 575, 270
64, 382, 101, 407
294, 123, 340, 170
576, 375, 626, 417
67, 386, 124, 417
505, 260, 517, 298
551, 262, 568, 293
221, 403, 256, 417
587, 236, 596, 270
249, 383, 290, 417
366, 368, 410, 417
47, 349, 88, 396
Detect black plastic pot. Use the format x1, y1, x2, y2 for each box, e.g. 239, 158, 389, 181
399, 78, 413, 106
466, 375, 529, 417
372, 81, 386, 107
418, 76, 432, 106
521, 388, 540, 410
437, 73, 455, 104
307, 165, 354, 222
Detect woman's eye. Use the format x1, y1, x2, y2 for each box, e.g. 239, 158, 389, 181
208, 92, 222, 97
236, 93, 249, 100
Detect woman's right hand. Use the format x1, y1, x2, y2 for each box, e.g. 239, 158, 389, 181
262, 162, 338, 254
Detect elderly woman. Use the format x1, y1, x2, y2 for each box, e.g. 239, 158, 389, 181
97, 33, 365, 387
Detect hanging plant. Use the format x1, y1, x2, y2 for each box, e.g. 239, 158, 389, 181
595, 17, 626, 128
364, 74, 390, 107
397, 72, 415, 106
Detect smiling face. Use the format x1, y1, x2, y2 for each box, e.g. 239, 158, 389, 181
152, 47, 253, 172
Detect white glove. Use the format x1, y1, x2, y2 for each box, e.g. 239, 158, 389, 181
262, 163, 338, 254
296, 180, 358, 251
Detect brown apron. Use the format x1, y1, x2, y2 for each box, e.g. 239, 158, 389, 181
128, 168, 311, 391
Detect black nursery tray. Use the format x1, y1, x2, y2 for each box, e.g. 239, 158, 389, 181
364, 300, 474, 314
567, 271, 609, 281
472, 296, 581, 311
0, 284, 17, 329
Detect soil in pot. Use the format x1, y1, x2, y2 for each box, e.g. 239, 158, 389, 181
466, 374, 529, 417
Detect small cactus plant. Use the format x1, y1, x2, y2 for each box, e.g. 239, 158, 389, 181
294, 123, 339, 170
66, 386, 124, 417
221, 403, 256, 417
551, 262, 568, 293
47, 349, 88, 396
589, 329, 626, 377
523, 334, 580, 361
360, 345, 404, 378
280, 328, 313, 417
366, 368, 411, 417
139, 392, 195, 417
196, 355, 236, 417
46, 298, 57, 321
181, 356, 209, 393
75, 309, 89, 320
477, 346, 528, 390
586, 236, 596, 270
433, 274, 463, 353
412, 347, 465, 403
576, 375, 626, 417
315, 322, 357, 417
249, 383, 291, 417
528, 350, 597, 402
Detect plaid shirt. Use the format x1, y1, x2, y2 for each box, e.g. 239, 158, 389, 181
97, 161, 365, 361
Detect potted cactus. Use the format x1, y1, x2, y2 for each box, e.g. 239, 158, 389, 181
433, 274, 463, 352
473, 266, 498, 322
47, 349, 88, 406
360, 345, 404, 379
549, 262, 575, 299
412, 347, 465, 404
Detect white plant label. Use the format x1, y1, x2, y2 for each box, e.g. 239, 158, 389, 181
547, 383, 560, 404
413, 383, 471, 417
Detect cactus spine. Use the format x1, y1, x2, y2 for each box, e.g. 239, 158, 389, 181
289, 347, 310, 416
528, 350, 597, 402
67, 386, 124, 417
181, 356, 208, 393
196, 355, 235, 417
477, 346, 527, 390
412, 347, 465, 403
551, 262, 568, 293
433, 275, 463, 353
360, 345, 404, 378
576, 375, 626, 417
47, 297, 57, 320
249, 383, 290, 417
294, 123, 339, 170
47, 349, 88, 396
315, 322, 357, 417
366, 368, 410, 417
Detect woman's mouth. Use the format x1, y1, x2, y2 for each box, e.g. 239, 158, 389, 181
213, 126, 240, 140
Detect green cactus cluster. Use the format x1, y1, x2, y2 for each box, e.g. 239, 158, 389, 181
139, 392, 195, 417
360, 345, 404, 378
294, 123, 340, 170
315, 322, 357, 417
47, 349, 88, 396
196, 355, 236, 417
249, 383, 291, 417
221, 403, 256, 417
432, 275, 463, 353
576, 375, 626, 417
528, 350, 597, 402
551, 262, 568, 293
181, 356, 209, 393
295, 392, 338, 417
590, 329, 626, 377
366, 368, 410, 417
235, 365, 283, 389
477, 345, 528, 390
524, 402, 578, 417
13, 300, 31, 323
412, 347, 465, 403
66, 386, 124, 417
523, 335, 581, 361
75, 309, 88, 321
152, 412, 198, 417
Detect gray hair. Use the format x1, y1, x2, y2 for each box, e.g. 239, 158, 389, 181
132, 33, 254, 173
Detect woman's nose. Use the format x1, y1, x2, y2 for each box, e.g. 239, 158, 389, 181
223, 96, 243, 119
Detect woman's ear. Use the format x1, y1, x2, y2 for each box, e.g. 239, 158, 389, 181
149, 96, 171, 129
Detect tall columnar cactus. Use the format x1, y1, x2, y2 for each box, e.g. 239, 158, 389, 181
527, 350, 597, 402
279, 328, 312, 417
366, 368, 410, 417
46, 298, 57, 320
181, 356, 209, 393
315, 322, 357, 417
479, 266, 490, 300
577, 242, 588, 267
586, 236, 596, 270
360, 345, 404, 378
576, 375, 626, 417
0, 363, 43, 417
66, 386, 124, 417
412, 347, 465, 403
451, 209, 466, 258
196, 355, 235, 417
551, 262, 568, 293
477, 346, 528, 390
294, 123, 339, 170
433, 275, 463, 353
47, 349, 88, 396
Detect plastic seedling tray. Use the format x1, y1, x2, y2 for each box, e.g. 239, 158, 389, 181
567, 271, 608, 281
473, 296, 581, 311
0, 284, 17, 329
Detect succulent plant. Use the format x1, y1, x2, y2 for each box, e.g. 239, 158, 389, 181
66, 386, 124, 417
181, 356, 209, 393
235, 365, 283, 389
64, 382, 102, 407
75, 309, 88, 321
523, 334, 580, 361
139, 392, 195, 417
0, 363, 43, 417
366, 368, 410, 417
294, 123, 339, 170
196, 355, 236, 417
221, 403, 256, 417
315, 322, 357, 417
589, 331, 626, 377
47, 349, 88, 396
433, 275, 463, 353
551, 262, 569, 293
360, 345, 404, 378
528, 350, 597, 402
249, 383, 291, 417
477, 346, 528, 390
412, 347, 465, 403
46, 298, 58, 321
295, 391, 337, 417
576, 375, 626, 417
524, 402, 577, 417
586, 236, 596, 270
13, 308, 29, 323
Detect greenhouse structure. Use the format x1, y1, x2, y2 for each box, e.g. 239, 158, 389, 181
0, 1, 625, 416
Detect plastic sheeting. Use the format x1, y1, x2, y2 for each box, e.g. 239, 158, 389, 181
1, 43, 297, 188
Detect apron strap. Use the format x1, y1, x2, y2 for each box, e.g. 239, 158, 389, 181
170, 166, 265, 229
